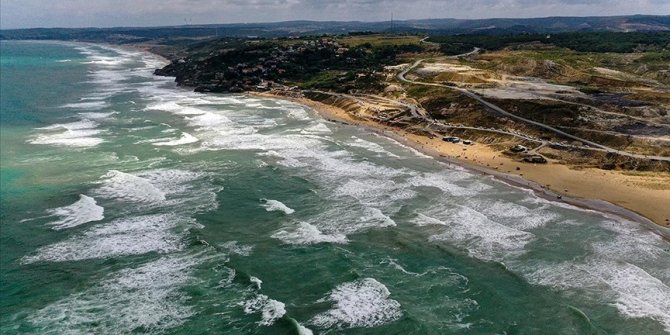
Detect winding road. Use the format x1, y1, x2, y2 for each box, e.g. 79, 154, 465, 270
397, 58, 670, 162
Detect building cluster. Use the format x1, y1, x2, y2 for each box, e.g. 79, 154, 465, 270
200, 38, 353, 92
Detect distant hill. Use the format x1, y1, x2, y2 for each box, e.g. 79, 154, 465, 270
403, 15, 670, 34
1, 15, 669, 42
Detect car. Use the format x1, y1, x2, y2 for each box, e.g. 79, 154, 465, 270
442, 136, 460, 143
523, 155, 547, 164
511, 145, 528, 153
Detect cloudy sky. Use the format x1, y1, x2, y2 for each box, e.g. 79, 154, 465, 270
1, 0, 668, 29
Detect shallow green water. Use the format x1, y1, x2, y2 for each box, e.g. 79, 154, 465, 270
1, 41, 669, 335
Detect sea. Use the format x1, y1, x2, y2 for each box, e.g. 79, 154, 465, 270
1, 40, 669, 335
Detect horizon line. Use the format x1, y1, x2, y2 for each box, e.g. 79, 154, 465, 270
1, 13, 667, 31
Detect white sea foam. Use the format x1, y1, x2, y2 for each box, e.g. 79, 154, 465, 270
524, 261, 670, 332
199, 122, 318, 151
334, 179, 416, 206
612, 267, 670, 332
186, 112, 232, 128
146, 101, 207, 115
30, 119, 104, 148
470, 200, 558, 230
174, 97, 222, 105
151, 168, 220, 213
250, 276, 263, 290
23, 214, 196, 263
93, 168, 219, 215
46, 195, 104, 230
272, 222, 348, 245
301, 123, 331, 134
286, 107, 312, 121
62, 101, 108, 110
346, 136, 399, 157
359, 207, 396, 229
73, 45, 95, 55
291, 147, 406, 181
137, 169, 206, 195
592, 223, 669, 263
310, 278, 402, 329
295, 205, 398, 240
84, 57, 126, 67
152, 132, 199, 146
261, 199, 295, 215
96, 170, 166, 203
242, 117, 278, 129
242, 294, 287, 326
27, 255, 198, 334
86, 69, 131, 87
408, 171, 490, 197
427, 206, 534, 261
78, 111, 117, 119
412, 213, 448, 226
38, 119, 99, 131
297, 323, 314, 335
220, 241, 253, 256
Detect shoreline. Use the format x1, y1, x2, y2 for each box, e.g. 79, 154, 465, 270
251, 91, 670, 240
120, 43, 668, 238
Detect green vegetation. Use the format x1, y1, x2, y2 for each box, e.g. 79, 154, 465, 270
336, 34, 423, 47
430, 32, 670, 54
156, 36, 424, 93
405, 85, 434, 97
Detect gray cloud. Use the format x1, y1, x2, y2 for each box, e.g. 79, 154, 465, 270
1, 0, 668, 29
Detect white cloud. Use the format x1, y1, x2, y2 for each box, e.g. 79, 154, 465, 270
1, 0, 668, 29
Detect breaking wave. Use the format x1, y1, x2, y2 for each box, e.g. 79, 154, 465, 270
46, 195, 104, 230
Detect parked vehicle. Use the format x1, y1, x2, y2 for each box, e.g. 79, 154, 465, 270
511, 144, 528, 152
523, 155, 547, 164
443, 136, 460, 143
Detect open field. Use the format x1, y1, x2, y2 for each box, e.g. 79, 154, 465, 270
335, 34, 424, 47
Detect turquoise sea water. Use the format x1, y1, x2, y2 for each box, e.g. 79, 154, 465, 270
1, 40, 669, 335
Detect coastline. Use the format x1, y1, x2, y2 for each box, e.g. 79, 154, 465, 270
126, 44, 669, 238
5, 39, 670, 334
15, 42, 669, 234
251, 91, 670, 239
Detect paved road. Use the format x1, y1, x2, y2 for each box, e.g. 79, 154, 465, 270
307, 89, 430, 121
419, 36, 441, 49
446, 47, 481, 59
397, 59, 670, 162
307, 89, 623, 155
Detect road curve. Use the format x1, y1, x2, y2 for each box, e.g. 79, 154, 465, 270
397, 58, 670, 162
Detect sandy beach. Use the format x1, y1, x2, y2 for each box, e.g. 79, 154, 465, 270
252, 91, 670, 237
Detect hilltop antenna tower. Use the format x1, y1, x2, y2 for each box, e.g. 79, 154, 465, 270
391, 13, 394, 33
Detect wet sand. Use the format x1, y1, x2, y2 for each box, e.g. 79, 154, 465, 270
252, 91, 670, 238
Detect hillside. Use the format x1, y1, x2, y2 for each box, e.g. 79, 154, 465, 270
1, 15, 669, 43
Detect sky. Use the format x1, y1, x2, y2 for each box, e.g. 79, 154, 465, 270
1, 0, 668, 29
